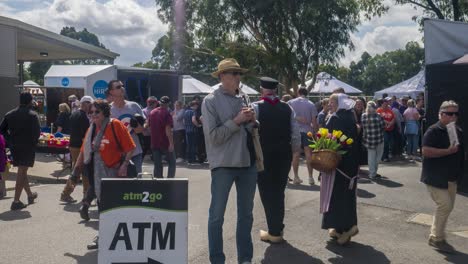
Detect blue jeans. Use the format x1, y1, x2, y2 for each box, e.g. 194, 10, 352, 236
367, 142, 384, 177
152, 149, 176, 178
406, 134, 419, 156
131, 153, 143, 175
185, 131, 198, 163
208, 165, 257, 264
383, 130, 394, 160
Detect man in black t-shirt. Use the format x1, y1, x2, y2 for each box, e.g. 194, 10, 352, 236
59, 96, 93, 203
421, 100, 464, 254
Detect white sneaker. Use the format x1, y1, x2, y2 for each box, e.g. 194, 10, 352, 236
175, 158, 184, 163
309, 176, 315, 185
293, 177, 303, 184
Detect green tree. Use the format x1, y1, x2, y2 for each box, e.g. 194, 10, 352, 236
394, 0, 468, 21
152, 0, 386, 94
348, 41, 424, 94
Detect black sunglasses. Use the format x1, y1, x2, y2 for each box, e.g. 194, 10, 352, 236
442, 111, 459, 116
224, 71, 243, 76
113, 84, 124, 89
90, 110, 101, 115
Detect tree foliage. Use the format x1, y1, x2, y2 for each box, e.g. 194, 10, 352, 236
394, 0, 468, 21
149, 0, 386, 94
325, 41, 424, 95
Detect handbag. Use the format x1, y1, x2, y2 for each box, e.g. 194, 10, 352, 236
251, 127, 264, 172
110, 120, 138, 178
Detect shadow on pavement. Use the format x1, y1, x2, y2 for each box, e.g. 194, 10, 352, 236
0, 209, 32, 221
357, 188, 376, 199
440, 249, 468, 264
261, 242, 324, 264
326, 241, 390, 264
381, 160, 418, 168
287, 183, 320, 191
83, 219, 99, 231
177, 163, 210, 170
373, 178, 404, 188
63, 202, 81, 213
64, 251, 97, 264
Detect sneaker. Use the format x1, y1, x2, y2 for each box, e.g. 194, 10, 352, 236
60, 193, 77, 204
87, 236, 99, 250
309, 176, 315, 186
10, 201, 27, 210
293, 177, 303, 184
27, 192, 38, 204
175, 158, 184, 163
80, 204, 90, 221
428, 238, 455, 254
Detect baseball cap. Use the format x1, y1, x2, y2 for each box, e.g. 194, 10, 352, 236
80, 96, 94, 103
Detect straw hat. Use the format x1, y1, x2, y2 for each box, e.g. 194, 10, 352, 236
211, 58, 248, 78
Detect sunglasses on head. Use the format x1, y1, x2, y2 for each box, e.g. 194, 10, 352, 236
90, 110, 101, 115
442, 111, 459, 116
113, 84, 124, 89
224, 71, 243, 76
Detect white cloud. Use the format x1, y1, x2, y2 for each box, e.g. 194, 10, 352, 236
340, 1, 424, 66
1, 0, 167, 65
342, 26, 422, 66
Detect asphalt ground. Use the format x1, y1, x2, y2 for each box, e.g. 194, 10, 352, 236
0, 154, 467, 264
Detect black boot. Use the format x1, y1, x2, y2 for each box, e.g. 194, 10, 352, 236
79, 203, 90, 221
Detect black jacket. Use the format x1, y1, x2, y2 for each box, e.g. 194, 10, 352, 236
0, 106, 41, 147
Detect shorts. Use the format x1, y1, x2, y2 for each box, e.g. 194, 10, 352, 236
300, 132, 312, 148
11, 145, 35, 167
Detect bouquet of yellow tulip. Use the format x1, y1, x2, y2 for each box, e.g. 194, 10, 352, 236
306, 128, 354, 172
307, 128, 353, 154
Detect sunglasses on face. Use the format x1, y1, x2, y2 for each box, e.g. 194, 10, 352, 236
90, 110, 101, 115
442, 111, 459, 117
224, 71, 243, 76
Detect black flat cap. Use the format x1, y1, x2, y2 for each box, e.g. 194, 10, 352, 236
260, 77, 279, 90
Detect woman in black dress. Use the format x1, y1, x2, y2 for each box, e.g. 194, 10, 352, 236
323, 93, 360, 245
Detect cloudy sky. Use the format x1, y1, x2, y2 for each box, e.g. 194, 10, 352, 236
0, 0, 424, 67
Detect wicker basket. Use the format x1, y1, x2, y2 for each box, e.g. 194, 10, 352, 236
309, 149, 341, 172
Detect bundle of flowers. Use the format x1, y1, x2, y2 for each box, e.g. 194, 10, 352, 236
307, 128, 353, 154
306, 128, 353, 172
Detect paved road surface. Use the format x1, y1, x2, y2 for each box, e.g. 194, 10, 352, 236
0, 155, 467, 263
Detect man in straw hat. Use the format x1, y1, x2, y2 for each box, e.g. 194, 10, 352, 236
251, 77, 301, 243
203, 58, 256, 264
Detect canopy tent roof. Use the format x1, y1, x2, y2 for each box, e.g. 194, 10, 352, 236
182, 75, 213, 94
0, 16, 119, 62
212, 82, 259, 95
23, 80, 40, 87
425, 19, 468, 65
454, 54, 468, 64
45, 65, 113, 78
306, 72, 362, 94
374, 70, 425, 99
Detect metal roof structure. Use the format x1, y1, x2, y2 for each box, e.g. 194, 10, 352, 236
0, 15, 119, 62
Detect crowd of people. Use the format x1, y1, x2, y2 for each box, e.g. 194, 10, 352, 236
0, 57, 464, 262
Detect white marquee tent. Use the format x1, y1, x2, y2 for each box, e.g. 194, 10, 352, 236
212, 82, 259, 95
182, 75, 213, 94
374, 70, 425, 99
305, 72, 362, 94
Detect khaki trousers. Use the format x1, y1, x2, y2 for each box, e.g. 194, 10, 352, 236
426, 181, 457, 241
62, 147, 89, 197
